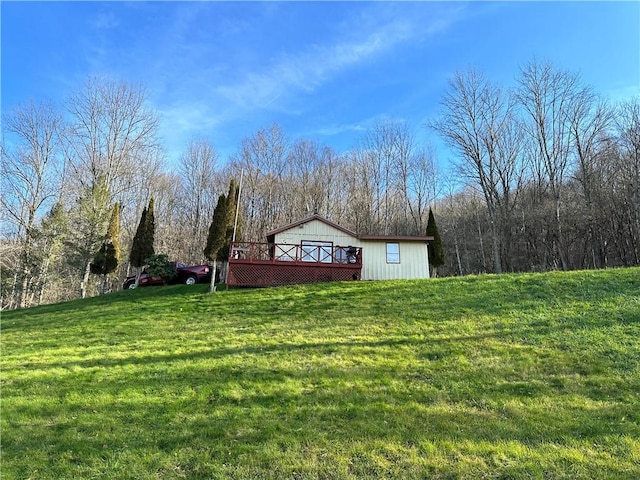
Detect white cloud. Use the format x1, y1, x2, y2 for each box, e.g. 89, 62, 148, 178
210, 7, 451, 113
159, 104, 220, 133
310, 122, 368, 137
146, 2, 465, 160
156, 102, 223, 161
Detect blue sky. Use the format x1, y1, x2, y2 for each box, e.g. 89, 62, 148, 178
2, 1, 639, 166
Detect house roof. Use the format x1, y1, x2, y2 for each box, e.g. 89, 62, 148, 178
266, 214, 434, 242
358, 234, 434, 242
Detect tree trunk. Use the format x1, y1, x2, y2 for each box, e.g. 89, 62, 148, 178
18, 234, 34, 309
454, 234, 464, 276
80, 261, 91, 299
19, 268, 30, 309
209, 262, 217, 293
555, 198, 569, 271
476, 206, 487, 272
37, 254, 53, 305
490, 216, 503, 274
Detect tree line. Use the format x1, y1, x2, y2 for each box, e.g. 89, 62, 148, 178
2, 60, 638, 309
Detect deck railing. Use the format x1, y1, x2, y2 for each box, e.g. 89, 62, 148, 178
229, 242, 362, 266
227, 242, 362, 287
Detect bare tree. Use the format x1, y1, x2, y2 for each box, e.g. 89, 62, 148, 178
177, 139, 219, 263
436, 185, 492, 276
149, 172, 190, 262
1, 100, 63, 308
229, 123, 288, 240
343, 148, 379, 234
285, 139, 327, 219
567, 89, 614, 268
318, 147, 350, 223
432, 69, 524, 273
63, 77, 162, 198
611, 96, 640, 264
361, 120, 410, 234
517, 60, 583, 270
65, 175, 112, 298
62, 76, 162, 297
404, 146, 439, 235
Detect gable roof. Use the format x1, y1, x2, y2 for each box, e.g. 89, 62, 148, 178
266, 214, 358, 243
266, 214, 433, 243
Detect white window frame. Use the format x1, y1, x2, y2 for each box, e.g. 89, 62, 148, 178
386, 242, 400, 264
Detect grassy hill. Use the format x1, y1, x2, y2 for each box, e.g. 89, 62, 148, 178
2, 268, 639, 479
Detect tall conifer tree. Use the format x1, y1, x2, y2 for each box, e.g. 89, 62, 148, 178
204, 192, 229, 292
426, 208, 445, 277
90, 202, 120, 292
130, 197, 156, 269
130, 206, 148, 268
144, 197, 156, 262
219, 179, 239, 261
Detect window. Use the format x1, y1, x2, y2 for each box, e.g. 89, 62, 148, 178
301, 241, 333, 263
386, 243, 400, 264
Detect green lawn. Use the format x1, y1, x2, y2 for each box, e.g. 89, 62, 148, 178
2, 268, 639, 479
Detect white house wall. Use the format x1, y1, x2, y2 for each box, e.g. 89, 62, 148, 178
272, 218, 430, 281
274, 219, 359, 246
360, 240, 430, 281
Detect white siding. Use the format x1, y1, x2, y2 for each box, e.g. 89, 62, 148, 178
360, 240, 430, 280
274, 219, 359, 246
272, 218, 430, 281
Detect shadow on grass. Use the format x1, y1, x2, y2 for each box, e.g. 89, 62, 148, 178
3, 325, 553, 373
4, 349, 639, 477
3, 269, 639, 478
1, 284, 210, 329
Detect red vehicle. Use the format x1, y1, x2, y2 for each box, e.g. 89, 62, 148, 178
123, 262, 212, 289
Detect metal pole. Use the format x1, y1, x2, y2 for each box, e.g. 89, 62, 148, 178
232, 168, 243, 243
226, 169, 244, 287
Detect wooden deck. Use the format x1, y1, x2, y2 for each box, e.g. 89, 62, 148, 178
227, 242, 362, 287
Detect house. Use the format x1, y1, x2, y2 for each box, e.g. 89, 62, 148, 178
226, 214, 433, 287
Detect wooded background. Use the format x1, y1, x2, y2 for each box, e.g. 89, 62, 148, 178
2, 60, 638, 309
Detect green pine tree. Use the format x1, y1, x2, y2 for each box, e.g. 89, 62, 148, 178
90, 202, 121, 292
71, 175, 111, 299
426, 208, 444, 277
130, 197, 155, 268
204, 192, 231, 292
130, 206, 148, 268
144, 253, 175, 285
204, 193, 229, 262
143, 197, 155, 263
218, 179, 239, 261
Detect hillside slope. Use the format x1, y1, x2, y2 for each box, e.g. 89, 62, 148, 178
2, 269, 639, 479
